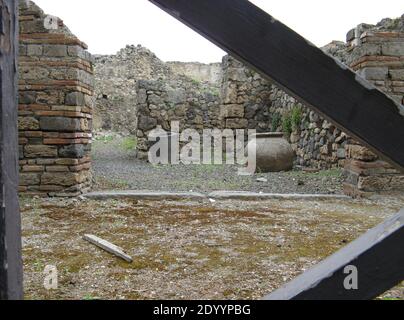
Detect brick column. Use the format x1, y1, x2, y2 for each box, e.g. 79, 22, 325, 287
18, 1, 94, 197
343, 30, 404, 197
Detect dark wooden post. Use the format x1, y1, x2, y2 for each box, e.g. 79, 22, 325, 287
0, 0, 23, 300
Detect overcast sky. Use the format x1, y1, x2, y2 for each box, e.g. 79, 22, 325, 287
32, 0, 403, 63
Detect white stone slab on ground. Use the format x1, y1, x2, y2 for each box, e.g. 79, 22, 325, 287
83, 234, 133, 263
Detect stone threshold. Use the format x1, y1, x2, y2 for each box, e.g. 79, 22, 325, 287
83, 190, 350, 201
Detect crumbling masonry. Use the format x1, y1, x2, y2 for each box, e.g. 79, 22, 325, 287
18, 2, 94, 197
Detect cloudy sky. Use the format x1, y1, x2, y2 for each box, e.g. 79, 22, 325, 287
33, 0, 403, 63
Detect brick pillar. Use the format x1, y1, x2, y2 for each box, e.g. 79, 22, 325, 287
18, 1, 94, 197
343, 30, 404, 197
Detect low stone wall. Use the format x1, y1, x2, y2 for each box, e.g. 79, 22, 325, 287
18, 1, 94, 197
136, 78, 221, 160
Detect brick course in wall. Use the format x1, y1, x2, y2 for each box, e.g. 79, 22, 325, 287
18, 1, 94, 197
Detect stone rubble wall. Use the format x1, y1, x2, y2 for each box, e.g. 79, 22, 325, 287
220, 56, 272, 132
220, 50, 349, 169
166, 61, 222, 86
219, 16, 404, 195
18, 1, 94, 197
94, 45, 223, 135
135, 78, 221, 160
93, 45, 171, 135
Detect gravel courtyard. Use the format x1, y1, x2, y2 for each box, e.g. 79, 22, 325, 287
21, 194, 404, 300
91, 136, 344, 194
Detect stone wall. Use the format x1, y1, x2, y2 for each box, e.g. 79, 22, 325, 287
94, 45, 171, 135
343, 29, 404, 196
218, 14, 404, 194
94, 45, 223, 135
18, 1, 94, 197
220, 50, 349, 169
166, 61, 222, 86
220, 56, 272, 132
135, 78, 221, 160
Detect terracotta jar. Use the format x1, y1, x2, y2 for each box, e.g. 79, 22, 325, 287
246, 132, 295, 172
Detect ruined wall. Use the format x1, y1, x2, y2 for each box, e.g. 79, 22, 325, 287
135, 78, 221, 160
220, 49, 349, 169
94, 45, 170, 135
343, 29, 404, 196
167, 61, 222, 86
219, 14, 404, 194
220, 56, 272, 132
94, 45, 223, 135
18, 1, 94, 197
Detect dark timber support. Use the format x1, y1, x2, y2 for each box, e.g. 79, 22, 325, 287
149, 0, 404, 172
149, 0, 404, 299
0, 0, 23, 300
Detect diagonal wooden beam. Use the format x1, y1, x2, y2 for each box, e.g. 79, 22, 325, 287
264, 209, 404, 300
149, 0, 404, 171
0, 0, 23, 300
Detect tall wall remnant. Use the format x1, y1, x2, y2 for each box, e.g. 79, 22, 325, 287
18, 1, 94, 197
343, 25, 404, 196
94, 45, 223, 136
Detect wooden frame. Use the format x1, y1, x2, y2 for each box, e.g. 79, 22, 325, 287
149, 0, 404, 300
0, 0, 23, 300
0, 0, 403, 300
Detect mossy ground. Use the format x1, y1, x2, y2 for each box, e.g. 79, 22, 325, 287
20, 195, 404, 300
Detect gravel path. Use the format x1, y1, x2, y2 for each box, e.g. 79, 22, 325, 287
91, 136, 344, 194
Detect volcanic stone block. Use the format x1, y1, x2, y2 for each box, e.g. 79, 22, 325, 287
357, 175, 392, 192
390, 69, 404, 80
359, 67, 389, 80
18, 117, 40, 130
19, 173, 40, 186
24, 145, 58, 158
138, 115, 157, 131
220, 104, 245, 118
225, 118, 248, 129
65, 92, 85, 106
27, 44, 43, 56
40, 117, 81, 132
58, 144, 85, 158
43, 44, 67, 57
346, 145, 378, 162
381, 43, 404, 56
41, 172, 81, 187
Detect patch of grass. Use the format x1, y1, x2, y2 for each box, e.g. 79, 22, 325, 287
291, 106, 303, 131
271, 113, 282, 132
83, 294, 98, 300
120, 137, 137, 151
95, 135, 115, 143
282, 106, 302, 136
33, 260, 45, 272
